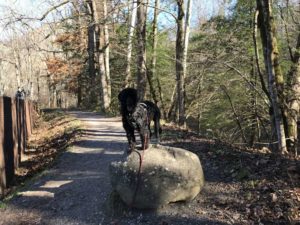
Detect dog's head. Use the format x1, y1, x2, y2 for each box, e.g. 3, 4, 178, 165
118, 88, 138, 113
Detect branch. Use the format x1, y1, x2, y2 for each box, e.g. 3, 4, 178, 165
140, 2, 177, 21
220, 85, 248, 144
5, 0, 70, 27
222, 61, 270, 107
278, 4, 294, 61
0, 57, 16, 65
34, 0, 71, 21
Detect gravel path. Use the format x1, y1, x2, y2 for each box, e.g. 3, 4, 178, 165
0, 112, 229, 225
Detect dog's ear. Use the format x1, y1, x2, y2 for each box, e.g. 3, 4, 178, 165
126, 97, 135, 112
132, 89, 138, 104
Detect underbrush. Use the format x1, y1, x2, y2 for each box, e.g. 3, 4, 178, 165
161, 124, 300, 225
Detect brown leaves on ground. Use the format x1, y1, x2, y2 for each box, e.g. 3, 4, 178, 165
12, 110, 81, 194
161, 125, 300, 225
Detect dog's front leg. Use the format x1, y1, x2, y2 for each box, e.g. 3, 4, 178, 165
124, 121, 136, 153
127, 129, 136, 153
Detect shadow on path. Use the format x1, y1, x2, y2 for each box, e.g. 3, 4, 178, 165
0, 111, 228, 225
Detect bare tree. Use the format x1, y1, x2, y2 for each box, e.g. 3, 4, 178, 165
256, 0, 288, 154
92, 0, 111, 111
147, 0, 160, 104
124, 0, 137, 88
176, 0, 186, 127
136, 0, 148, 99
286, 33, 300, 156
103, 0, 111, 102
86, 1, 96, 81
183, 0, 192, 89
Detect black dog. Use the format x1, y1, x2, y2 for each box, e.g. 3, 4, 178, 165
118, 88, 162, 152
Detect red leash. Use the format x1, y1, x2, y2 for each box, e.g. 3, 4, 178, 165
130, 138, 146, 207
130, 112, 149, 207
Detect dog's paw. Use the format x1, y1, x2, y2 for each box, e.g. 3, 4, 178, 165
128, 144, 135, 153
152, 143, 160, 149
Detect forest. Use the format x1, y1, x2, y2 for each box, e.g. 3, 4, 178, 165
0, 0, 299, 224
1, 0, 300, 155
0, 0, 299, 155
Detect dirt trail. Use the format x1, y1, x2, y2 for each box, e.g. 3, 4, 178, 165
0, 112, 228, 225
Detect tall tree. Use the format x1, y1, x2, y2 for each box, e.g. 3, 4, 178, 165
86, 1, 96, 87
136, 0, 148, 99
286, 33, 300, 156
183, 0, 192, 91
92, 0, 111, 111
148, 0, 167, 118
147, 0, 160, 104
72, 0, 87, 108
256, 0, 288, 154
176, 0, 186, 127
103, 0, 111, 102
124, 0, 137, 88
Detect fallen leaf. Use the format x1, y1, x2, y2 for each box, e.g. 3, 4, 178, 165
270, 193, 278, 202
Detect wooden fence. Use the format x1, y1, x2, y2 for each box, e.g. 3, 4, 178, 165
0, 96, 36, 196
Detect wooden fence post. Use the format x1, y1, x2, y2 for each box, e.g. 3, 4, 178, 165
25, 100, 32, 138
16, 99, 25, 157
3, 97, 15, 186
11, 99, 19, 168
0, 97, 5, 196
0, 97, 36, 197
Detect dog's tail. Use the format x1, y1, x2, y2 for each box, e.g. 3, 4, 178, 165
154, 116, 162, 143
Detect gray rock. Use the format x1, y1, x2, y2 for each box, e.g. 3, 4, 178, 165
109, 145, 205, 209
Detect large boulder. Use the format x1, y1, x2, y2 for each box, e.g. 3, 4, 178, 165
109, 145, 205, 209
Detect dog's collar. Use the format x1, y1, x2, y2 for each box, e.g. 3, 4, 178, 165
139, 102, 147, 111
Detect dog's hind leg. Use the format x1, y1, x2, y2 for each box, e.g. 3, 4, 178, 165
154, 117, 161, 144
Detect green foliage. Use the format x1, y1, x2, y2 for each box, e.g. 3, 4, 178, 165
185, 0, 271, 143
146, 30, 176, 101
43, 0, 299, 146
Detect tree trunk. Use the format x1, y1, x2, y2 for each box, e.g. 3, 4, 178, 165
156, 75, 167, 118
249, 56, 259, 146
73, 0, 87, 108
13, 48, 21, 87
103, 0, 111, 102
183, 0, 192, 89
86, 1, 96, 78
136, 0, 147, 99
218, 0, 228, 18
167, 84, 177, 122
176, 0, 186, 127
253, 9, 270, 102
256, 0, 288, 154
37, 74, 40, 102
85, 1, 97, 107
92, 0, 110, 111
78, 74, 82, 108
124, 0, 137, 88
286, 33, 300, 156
147, 0, 160, 104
